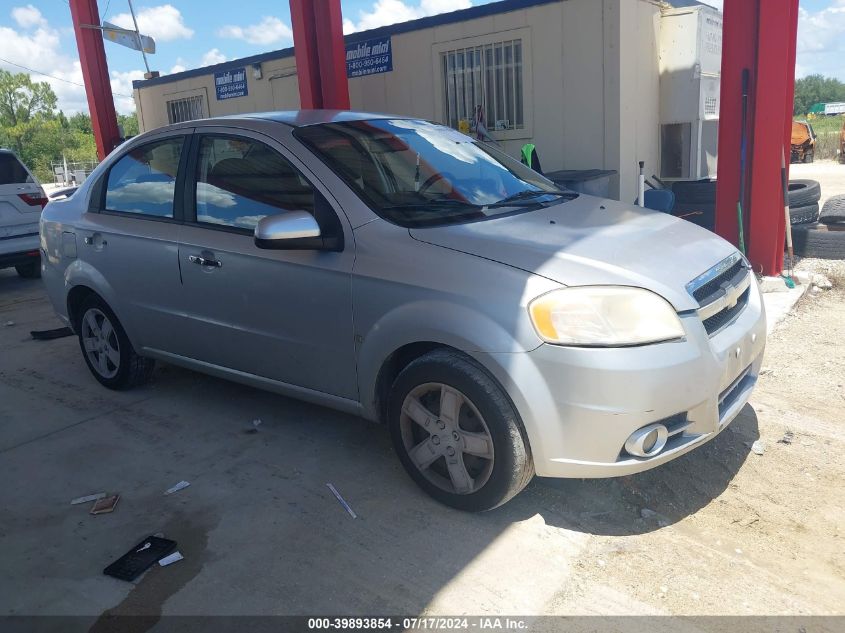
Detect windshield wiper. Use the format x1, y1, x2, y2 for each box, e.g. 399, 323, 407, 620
381, 199, 481, 210
488, 189, 574, 208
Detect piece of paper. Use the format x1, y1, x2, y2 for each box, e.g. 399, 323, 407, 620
158, 551, 184, 567
164, 481, 190, 495
71, 492, 106, 505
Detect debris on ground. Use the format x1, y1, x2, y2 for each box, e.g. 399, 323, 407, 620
103, 535, 177, 581
778, 431, 795, 445
90, 494, 120, 515
70, 492, 106, 505
30, 327, 73, 341
4, 321, 14, 327
326, 483, 357, 519
812, 273, 833, 290
640, 508, 658, 519
158, 551, 184, 567
759, 276, 789, 293
164, 480, 190, 495
735, 516, 759, 528
760, 367, 776, 376
749, 440, 766, 456
244, 418, 262, 434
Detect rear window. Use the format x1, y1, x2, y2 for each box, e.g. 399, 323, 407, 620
0, 153, 33, 185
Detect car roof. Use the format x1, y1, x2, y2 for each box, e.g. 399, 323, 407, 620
217, 110, 414, 127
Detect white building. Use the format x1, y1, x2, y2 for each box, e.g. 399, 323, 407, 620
132, 0, 721, 201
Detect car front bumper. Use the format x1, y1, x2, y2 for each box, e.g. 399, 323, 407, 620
473, 278, 766, 478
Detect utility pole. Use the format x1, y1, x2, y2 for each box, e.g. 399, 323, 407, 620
126, 0, 151, 76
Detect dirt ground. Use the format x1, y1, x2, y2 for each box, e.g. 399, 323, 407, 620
0, 265, 843, 621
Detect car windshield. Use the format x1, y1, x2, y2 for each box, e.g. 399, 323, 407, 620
295, 119, 575, 227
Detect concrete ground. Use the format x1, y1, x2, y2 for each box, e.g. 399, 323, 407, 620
1, 268, 843, 625
790, 159, 845, 210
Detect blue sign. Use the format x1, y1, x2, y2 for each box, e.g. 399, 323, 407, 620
214, 67, 248, 100
345, 37, 393, 78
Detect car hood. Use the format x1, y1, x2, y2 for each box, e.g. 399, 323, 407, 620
409, 195, 738, 312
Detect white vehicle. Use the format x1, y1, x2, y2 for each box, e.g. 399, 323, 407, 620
824, 102, 845, 116
0, 149, 47, 278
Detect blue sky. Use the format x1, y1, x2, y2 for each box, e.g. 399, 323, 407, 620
0, 0, 843, 114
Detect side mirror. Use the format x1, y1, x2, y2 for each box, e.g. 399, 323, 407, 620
254, 211, 335, 250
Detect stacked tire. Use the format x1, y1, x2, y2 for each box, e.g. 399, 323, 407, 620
793, 194, 845, 260
671, 180, 717, 231
787, 180, 821, 226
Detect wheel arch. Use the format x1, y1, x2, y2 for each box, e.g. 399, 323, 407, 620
356, 300, 537, 423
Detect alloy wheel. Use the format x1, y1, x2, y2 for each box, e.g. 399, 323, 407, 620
80, 308, 120, 379
399, 382, 495, 495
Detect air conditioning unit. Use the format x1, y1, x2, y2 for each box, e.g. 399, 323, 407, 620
659, 5, 722, 181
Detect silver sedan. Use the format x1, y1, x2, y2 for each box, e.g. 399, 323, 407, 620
40, 111, 766, 511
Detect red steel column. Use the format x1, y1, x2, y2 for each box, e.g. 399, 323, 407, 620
69, 0, 121, 161
715, 0, 799, 276
290, 0, 350, 110
290, 0, 323, 108
313, 0, 350, 110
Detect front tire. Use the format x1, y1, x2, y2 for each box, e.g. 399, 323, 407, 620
388, 349, 533, 511
76, 295, 155, 390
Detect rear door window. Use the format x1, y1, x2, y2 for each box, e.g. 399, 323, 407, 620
0, 153, 33, 185
193, 135, 315, 230
105, 137, 184, 218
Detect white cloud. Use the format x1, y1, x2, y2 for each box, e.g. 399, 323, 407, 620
343, 0, 472, 34
218, 16, 293, 46
110, 4, 193, 42
201, 48, 227, 66
796, 0, 845, 80
169, 63, 187, 74
11, 4, 46, 29
110, 69, 145, 114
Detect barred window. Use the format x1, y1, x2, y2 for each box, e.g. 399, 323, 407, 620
167, 95, 205, 124
441, 40, 524, 132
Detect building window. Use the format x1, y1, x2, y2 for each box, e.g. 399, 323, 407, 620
167, 96, 205, 124
441, 40, 524, 132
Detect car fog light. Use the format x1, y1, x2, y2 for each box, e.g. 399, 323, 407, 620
624, 423, 669, 458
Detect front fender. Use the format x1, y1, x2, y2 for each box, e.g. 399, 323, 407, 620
356, 299, 540, 421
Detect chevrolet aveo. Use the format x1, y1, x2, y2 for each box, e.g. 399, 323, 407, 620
40, 112, 766, 511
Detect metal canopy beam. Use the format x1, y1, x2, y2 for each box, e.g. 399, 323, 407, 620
715, 0, 800, 276
69, 0, 122, 161
289, 0, 350, 110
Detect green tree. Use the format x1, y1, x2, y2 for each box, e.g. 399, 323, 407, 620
0, 69, 59, 159
793, 74, 845, 115
118, 112, 139, 138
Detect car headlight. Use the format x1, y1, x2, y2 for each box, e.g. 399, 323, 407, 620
528, 286, 685, 346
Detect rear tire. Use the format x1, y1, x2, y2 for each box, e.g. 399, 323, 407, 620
803, 150, 815, 164
15, 261, 40, 279
76, 295, 155, 390
388, 349, 533, 512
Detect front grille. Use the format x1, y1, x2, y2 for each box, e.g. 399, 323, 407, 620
691, 258, 746, 304
686, 253, 752, 337
702, 287, 750, 335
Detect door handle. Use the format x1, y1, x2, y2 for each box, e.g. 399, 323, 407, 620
188, 254, 222, 268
